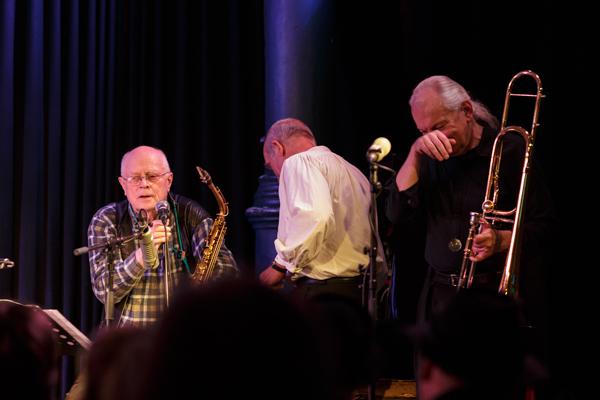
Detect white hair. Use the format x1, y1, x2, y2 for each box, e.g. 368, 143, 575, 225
410, 75, 498, 130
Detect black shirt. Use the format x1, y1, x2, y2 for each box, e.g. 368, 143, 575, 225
386, 122, 554, 274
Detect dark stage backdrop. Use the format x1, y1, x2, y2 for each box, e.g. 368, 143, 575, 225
0, 0, 583, 397
0, 0, 265, 324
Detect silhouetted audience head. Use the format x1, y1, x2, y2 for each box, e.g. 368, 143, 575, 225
306, 292, 376, 399
0, 300, 59, 400
137, 279, 331, 400
406, 290, 545, 400
84, 326, 151, 400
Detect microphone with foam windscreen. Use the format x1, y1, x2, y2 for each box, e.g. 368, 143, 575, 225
136, 210, 157, 269
366, 137, 392, 163
140, 223, 158, 269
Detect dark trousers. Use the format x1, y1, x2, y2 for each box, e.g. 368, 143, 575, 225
417, 267, 501, 324
293, 276, 373, 395
292, 276, 363, 307
413, 266, 502, 393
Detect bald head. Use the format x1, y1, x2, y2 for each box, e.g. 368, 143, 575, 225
118, 145, 173, 217
264, 118, 316, 153
121, 146, 170, 176
263, 118, 317, 177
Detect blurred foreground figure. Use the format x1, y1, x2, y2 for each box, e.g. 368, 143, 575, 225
405, 290, 547, 400
0, 300, 59, 400
137, 280, 335, 400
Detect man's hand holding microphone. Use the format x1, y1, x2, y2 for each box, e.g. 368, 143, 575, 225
135, 204, 172, 269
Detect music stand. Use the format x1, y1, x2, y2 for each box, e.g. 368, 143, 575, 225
0, 299, 91, 356
42, 308, 91, 356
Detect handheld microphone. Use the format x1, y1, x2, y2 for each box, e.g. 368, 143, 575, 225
155, 200, 170, 224
366, 137, 392, 162
141, 225, 158, 269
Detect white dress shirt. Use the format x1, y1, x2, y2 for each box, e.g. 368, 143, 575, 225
274, 146, 371, 280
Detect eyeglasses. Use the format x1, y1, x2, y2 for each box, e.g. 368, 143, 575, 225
122, 171, 171, 185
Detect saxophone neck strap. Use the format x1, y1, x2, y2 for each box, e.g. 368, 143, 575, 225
169, 193, 192, 274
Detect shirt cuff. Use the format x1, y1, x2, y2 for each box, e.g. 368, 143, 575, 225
274, 255, 294, 272
126, 253, 147, 278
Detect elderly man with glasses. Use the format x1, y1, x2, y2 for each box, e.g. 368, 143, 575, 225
87, 145, 238, 327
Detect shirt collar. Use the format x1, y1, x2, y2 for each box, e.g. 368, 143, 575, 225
472, 121, 497, 158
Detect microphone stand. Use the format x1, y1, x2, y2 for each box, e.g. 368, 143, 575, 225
0, 258, 15, 269
160, 215, 171, 307
365, 156, 396, 400
366, 158, 381, 400
73, 233, 139, 328
367, 161, 380, 319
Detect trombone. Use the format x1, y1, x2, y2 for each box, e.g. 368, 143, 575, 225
457, 70, 544, 296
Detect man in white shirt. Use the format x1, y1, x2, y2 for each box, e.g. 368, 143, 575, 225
259, 118, 371, 304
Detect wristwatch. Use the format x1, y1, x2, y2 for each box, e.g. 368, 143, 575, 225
270, 262, 287, 274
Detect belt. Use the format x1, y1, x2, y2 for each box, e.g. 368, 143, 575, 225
431, 269, 501, 287
294, 276, 362, 286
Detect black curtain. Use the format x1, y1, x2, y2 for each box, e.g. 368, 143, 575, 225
1, 0, 585, 397
0, 0, 265, 332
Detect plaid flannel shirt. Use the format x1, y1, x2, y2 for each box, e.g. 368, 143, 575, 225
88, 199, 237, 327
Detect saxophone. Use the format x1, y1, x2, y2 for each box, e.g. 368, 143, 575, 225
191, 166, 229, 284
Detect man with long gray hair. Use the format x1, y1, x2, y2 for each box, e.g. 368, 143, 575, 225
386, 75, 554, 327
